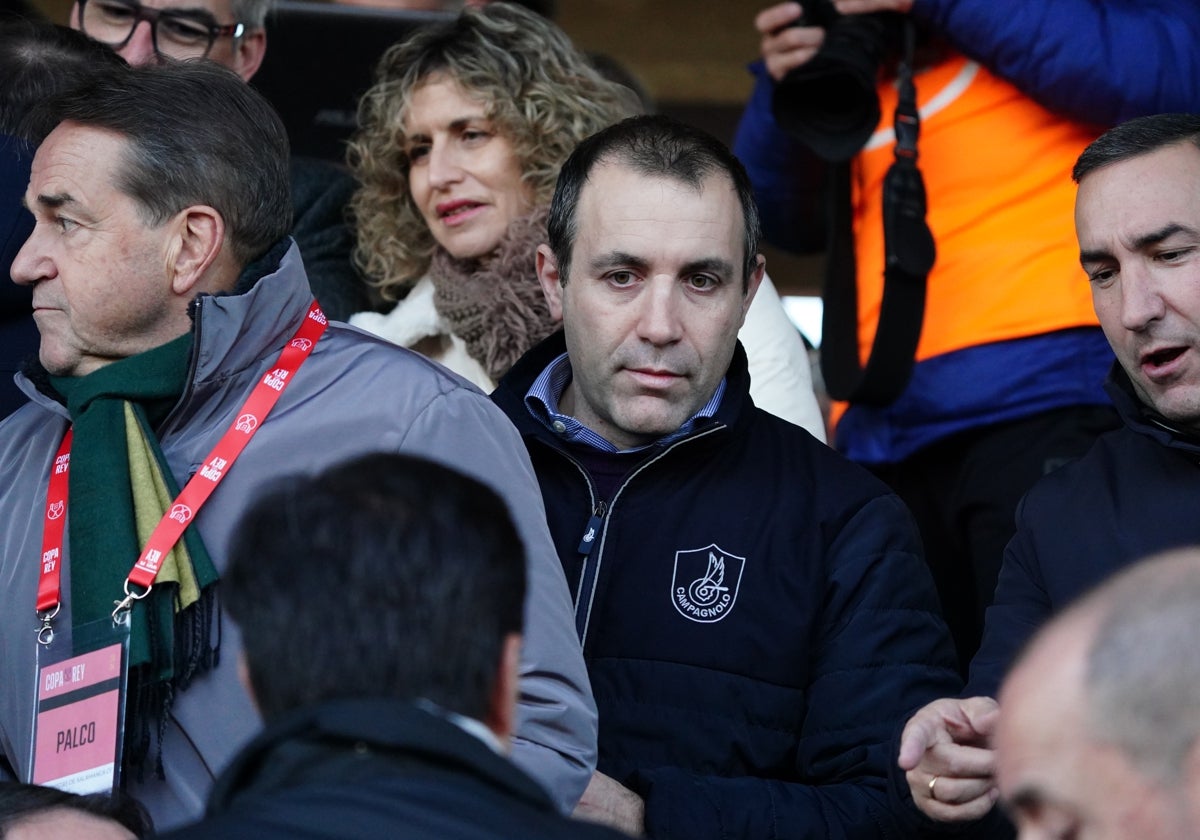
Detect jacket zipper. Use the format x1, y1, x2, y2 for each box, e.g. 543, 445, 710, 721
555, 422, 726, 648
573, 500, 607, 640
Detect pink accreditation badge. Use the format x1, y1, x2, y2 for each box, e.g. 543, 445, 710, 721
30, 615, 130, 795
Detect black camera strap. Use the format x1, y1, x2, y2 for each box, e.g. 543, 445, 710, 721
820, 19, 936, 406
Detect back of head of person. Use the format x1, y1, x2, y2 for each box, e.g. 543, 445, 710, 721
0, 20, 124, 138
224, 452, 527, 735
0, 782, 150, 840
996, 548, 1200, 839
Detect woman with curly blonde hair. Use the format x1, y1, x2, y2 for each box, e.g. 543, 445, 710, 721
348, 3, 824, 438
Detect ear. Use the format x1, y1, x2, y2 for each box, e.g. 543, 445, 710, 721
739, 254, 766, 327
167, 206, 227, 296
483, 633, 523, 749
536, 244, 564, 322
233, 28, 267, 82
70, 1, 82, 27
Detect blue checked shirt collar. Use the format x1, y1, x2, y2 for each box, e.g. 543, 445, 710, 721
524, 352, 725, 453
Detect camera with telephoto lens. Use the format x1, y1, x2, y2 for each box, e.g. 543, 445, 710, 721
771, 0, 898, 162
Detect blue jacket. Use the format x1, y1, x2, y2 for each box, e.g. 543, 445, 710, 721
967, 365, 1200, 697
493, 333, 961, 839
734, 0, 1200, 253
912, 0, 1200, 127
733, 2, 1200, 463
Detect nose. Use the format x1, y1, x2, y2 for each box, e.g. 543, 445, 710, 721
1118, 264, 1167, 333
10, 229, 54, 288
425, 143, 463, 190
117, 20, 159, 66
635, 277, 684, 346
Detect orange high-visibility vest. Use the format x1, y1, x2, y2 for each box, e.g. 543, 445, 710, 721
850, 54, 1101, 368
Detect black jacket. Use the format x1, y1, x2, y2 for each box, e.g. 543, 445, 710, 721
968, 363, 1200, 697
161, 699, 623, 840
0, 134, 36, 421
493, 332, 961, 839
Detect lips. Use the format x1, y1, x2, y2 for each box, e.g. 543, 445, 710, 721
625, 367, 684, 389
436, 199, 485, 224
1139, 345, 1188, 381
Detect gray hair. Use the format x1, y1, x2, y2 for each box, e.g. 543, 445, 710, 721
231, 0, 273, 28
1081, 549, 1200, 783
26, 60, 291, 268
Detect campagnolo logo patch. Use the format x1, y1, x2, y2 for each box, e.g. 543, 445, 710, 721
672, 544, 745, 623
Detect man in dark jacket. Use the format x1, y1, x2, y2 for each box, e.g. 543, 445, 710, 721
492, 114, 961, 839
163, 453, 627, 840
898, 112, 1200, 827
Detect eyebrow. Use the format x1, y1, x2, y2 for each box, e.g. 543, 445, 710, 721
588, 252, 736, 279
406, 116, 488, 143
589, 251, 650, 275
158, 3, 219, 18
22, 192, 76, 212
1080, 222, 1200, 265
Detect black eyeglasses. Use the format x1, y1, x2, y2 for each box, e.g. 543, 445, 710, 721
78, 0, 246, 61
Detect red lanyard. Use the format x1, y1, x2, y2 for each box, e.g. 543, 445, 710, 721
36, 302, 328, 636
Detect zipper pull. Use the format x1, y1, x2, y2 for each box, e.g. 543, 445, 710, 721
577, 501, 606, 554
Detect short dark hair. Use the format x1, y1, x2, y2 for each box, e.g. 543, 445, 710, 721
0, 20, 123, 136
224, 453, 527, 723
0, 782, 151, 837
24, 60, 291, 267
1073, 113, 1200, 183
547, 114, 762, 290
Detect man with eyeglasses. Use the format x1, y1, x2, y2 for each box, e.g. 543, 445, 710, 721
74, 0, 263, 76
68, 0, 372, 321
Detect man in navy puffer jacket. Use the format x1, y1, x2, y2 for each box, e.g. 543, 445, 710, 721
493, 114, 961, 839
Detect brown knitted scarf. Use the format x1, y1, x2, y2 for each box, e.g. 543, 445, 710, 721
429, 207, 560, 382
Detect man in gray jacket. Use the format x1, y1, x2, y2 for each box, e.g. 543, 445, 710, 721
0, 60, 594, 830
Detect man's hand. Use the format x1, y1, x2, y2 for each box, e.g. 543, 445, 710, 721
755, 0, 915, 83
898, 696, 1002, 822
756, 3, 827, 82
573, 771, 645, 837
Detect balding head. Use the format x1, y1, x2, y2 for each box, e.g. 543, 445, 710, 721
996, 550, 1200, 839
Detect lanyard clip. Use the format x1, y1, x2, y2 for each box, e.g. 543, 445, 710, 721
36, 604, 60, 647
112, 581, 152, 623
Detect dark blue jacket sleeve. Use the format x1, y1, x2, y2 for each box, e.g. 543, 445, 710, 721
912, 0, 1200, 125
634, 495, 962, 839
963, 495, 1052, 699
731, 63, 827, 256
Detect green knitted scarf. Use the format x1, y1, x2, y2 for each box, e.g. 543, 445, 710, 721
49, 334, 220, 775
